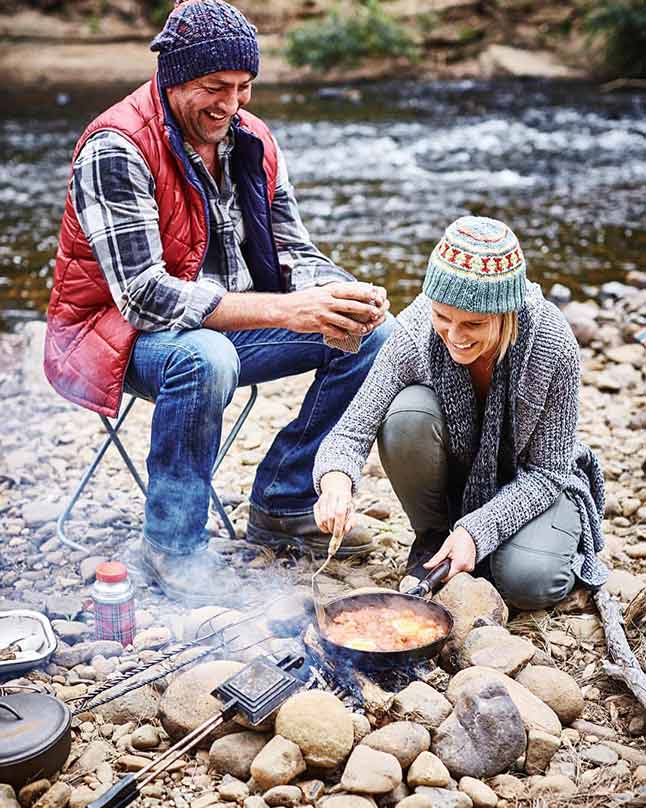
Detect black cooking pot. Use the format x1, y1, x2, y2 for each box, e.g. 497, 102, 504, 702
0, 693, 71, 788
315, 560, 453, 670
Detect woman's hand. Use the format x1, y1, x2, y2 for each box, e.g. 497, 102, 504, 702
314, 472, 355, 540
423, 526, 476, 581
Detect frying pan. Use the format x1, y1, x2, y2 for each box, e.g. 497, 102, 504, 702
315, 559, 453, 670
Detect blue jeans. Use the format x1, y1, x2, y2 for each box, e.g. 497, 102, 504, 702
125, 319, 394, 554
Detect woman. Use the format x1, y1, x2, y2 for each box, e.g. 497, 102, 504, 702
312, 216, 607, 610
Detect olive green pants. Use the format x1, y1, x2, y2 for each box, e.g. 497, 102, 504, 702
377, 384, 579, 610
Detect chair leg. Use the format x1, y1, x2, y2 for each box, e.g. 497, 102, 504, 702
57, 397, 143, 553
210, 384, 258, 541
58, 384, 258, 553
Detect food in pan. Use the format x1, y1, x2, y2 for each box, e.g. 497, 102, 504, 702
323, 605, 445, 652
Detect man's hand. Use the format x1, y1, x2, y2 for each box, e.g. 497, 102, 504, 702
281, 282, 389, 340
204, 282, 389, 335
314, 471, 356, 540
423, 526, 476, 581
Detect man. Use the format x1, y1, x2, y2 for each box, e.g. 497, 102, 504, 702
44, 0, 392, 605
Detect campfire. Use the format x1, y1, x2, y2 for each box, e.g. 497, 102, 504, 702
4, 557, 646, 808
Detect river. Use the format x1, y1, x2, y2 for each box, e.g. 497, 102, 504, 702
0, 79, 644, 331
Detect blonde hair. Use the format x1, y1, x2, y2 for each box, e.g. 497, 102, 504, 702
487, 311, 519, 364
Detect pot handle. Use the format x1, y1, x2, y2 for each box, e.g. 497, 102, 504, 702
0, 701, 22, 720
406, 559, 451, 598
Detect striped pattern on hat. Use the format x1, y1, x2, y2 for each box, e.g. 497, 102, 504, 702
423, 216, 526, 314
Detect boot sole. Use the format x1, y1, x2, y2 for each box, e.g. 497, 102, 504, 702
245, 523, 373, 559
139, 556, 240, 608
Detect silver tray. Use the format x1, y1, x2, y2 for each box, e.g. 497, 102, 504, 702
0, 610, 58, 675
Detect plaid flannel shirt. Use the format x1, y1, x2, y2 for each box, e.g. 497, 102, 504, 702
71, 127, 351, 331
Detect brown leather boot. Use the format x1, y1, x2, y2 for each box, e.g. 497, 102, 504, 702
246, 506, 373, 559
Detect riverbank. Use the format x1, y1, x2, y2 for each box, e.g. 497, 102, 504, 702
0, 0, 592, 88
0, 279, 644, 806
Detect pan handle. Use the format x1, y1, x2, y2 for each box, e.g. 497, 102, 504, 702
406, 559, 451, 598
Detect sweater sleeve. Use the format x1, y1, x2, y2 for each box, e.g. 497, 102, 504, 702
312, 321, 425, 495
455, 349, 580, 562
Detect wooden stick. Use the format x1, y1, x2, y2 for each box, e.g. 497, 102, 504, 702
594, 588, 646, 711
624, 587, 646, 628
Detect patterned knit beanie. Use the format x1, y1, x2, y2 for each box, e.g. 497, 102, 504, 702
151, 0, 260, 89
423, 216, 526, 314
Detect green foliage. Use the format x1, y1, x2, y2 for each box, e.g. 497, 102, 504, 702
141, 0, 173, 28
286, 0, 418, 72
585, 1, 646, 77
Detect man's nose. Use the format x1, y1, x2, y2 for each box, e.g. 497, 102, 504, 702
217, 91, 239, 115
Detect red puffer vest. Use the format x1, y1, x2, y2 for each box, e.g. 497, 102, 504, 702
44, 75, 278, 418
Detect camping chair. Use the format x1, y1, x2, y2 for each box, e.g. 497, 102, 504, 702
56, 385, 258, 553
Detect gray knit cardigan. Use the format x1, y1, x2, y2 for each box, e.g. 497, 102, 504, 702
313, 282, 608, 587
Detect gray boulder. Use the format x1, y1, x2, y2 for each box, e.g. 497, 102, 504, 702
432, 680, 526, 779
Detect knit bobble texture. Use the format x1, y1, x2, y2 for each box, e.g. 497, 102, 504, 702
151, 0, 260, 88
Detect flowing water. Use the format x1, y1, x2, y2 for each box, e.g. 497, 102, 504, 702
0, 79, 644, 331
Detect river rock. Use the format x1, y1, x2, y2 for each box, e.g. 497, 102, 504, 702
458, 626, 535, 675
160, 660, 245, 743
341, 745, 402, 794
299, 780, 325, 804
319, 797, 375, 808
447, 667, 561, 737
73, 739, 112, 773
51, 620, 92, 644
32, 783, 72, 808
563, 614, 604, 643
525, 730, 561, 775
79, 556, 107, 584
411, 788, 473, 808
0, 785, 19, 808
275, 691, 354, 768
131, 724, 160, 750
487, 774, 524, 801
391, 681, 452, 730
351, 713, 372, 744
361, 722, 430, 768
434, 574, 507, 659
46, 595, 83, 620
580, 744, 619, 766
407, 752, 450, 787
218, 775, 250, 802
263, 786, 302, 807
54, 639, 123, 668
606, 569, 645, 601
432, 680, 526, 779
68, 786, 98, 808
133, 626, 171, 651
250, 735, 306, 790
381, 783, 410, 806
457, 778, 496, 808
22, 501, 63, 528
525, 775, 576, 799
18, 780, 50, 808
606, 344, 645, 368
209, 731, 271, 779
515, 665, 584, 724
97, 684, 160, 725
244, 798, 269, 808
177, 606, 240, 642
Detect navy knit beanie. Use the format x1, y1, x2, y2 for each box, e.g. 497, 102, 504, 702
151, 0, 260, 89
423, 216, 526, 314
